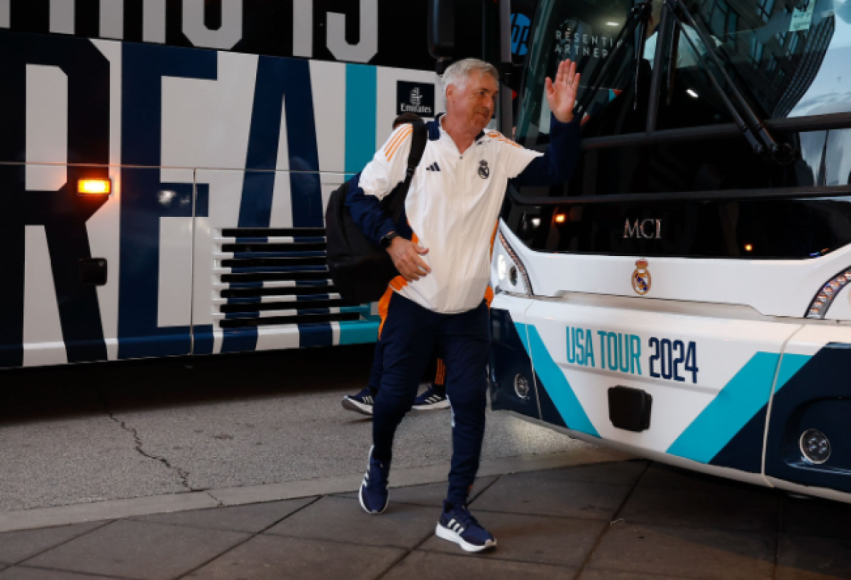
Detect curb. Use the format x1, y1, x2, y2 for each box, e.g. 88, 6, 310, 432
0, 447, 631, 533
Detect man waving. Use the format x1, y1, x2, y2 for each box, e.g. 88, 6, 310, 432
347, 58, 582, 552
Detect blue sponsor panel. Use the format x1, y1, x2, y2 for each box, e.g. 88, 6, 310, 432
489, 309, 541, 420
765, 345, 851, 493
510, 13, 531, 57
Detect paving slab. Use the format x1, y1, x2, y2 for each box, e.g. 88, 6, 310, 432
619, 484, 780, 534
419, 511, 606, 567
586, 523, 775, 580
265, 496, 436, 549
183, 534, 405, 580
471, 472, 631, 521
776, 534, 851, 580
130, 497, 315, 533
383, 550, 577, 580
0, 491, 219, 533
0, 522, 107, 564
24, 520, 249, 580
335, 476, 497, 508
0, 567, 125, 580
520, 460, 648, 486
781, 496, 851, 542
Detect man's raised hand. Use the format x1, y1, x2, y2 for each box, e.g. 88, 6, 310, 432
545, 59, 581, 124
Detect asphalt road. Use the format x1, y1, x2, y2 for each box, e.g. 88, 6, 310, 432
0, 345, 589, 512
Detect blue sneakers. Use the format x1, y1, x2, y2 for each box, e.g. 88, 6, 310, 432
412, 386, 450, 411
358, 446, 390, 514
435, 501, 496, 552
342, 387, 375, 416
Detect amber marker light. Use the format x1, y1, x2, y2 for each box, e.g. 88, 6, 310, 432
78, 179, 111, 195
555, 214, 566, 223
744, 244, 753, 252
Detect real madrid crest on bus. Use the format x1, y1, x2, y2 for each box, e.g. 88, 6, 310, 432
632, 259, 651, 295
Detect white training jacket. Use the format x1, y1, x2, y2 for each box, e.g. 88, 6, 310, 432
352, 114, 580, 314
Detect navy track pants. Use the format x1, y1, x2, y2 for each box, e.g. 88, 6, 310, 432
368, 338, 447, 396
372, 292, 489, 506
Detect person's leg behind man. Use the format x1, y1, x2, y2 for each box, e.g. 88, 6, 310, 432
342, 339, 384, 415
341, 286, 394, 416
359, 293, 437, 514
434, 300, 495, 552
412, 356, 449, 411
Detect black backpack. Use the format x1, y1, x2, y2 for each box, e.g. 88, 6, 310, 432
326, 122, 428, 304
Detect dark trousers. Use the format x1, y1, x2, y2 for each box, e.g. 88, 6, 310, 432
368, 339, 447, 397
372, 293, 490, 506
367, 339, 385, 394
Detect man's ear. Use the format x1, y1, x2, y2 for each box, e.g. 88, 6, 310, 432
446, 84, 455, 103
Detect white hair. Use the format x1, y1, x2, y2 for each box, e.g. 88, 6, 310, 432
441, 58, 499, 99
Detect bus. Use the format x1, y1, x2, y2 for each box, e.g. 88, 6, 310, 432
472, 0, 851, 502
0, 0, 510, 369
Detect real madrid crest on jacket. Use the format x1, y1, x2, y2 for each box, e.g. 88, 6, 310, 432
478, 159, 490, 179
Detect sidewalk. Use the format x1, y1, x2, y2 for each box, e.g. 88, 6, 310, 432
1, 455, 850, 580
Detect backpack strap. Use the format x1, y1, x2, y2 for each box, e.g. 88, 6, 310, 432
384, 121, 429, 224
404, 122, 428, 180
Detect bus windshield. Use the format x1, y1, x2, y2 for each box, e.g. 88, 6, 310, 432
517, 0, 638, 148
519, 0, 849, 144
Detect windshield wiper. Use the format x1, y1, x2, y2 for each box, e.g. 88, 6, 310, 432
662, 0, 795, 163
575, 0, 652, 118
633, 0, 654, 110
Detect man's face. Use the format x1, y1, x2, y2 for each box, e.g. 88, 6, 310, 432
447, 71, 499, 133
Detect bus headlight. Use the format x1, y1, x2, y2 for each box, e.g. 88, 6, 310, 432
493, 229, 533, 295
805, 268, 851, 319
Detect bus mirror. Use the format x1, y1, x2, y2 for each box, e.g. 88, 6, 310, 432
428, 0, 456, 67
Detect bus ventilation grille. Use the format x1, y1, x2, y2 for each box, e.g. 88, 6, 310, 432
213, 227, 362, 329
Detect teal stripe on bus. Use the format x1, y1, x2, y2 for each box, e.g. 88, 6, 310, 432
338, 305, 379, 345
521, 324, 600, 438
667, 352, 780, 464
774, 353, 811, 393
345, 64, 377, 175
